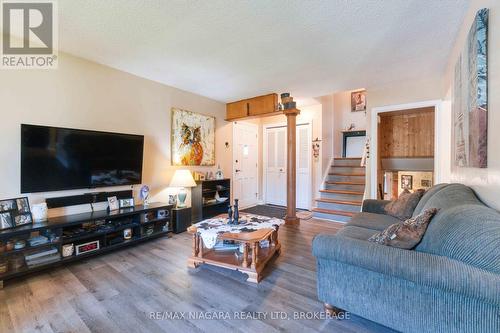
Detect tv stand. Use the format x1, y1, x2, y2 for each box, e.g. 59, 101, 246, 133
0, 202, 173, 288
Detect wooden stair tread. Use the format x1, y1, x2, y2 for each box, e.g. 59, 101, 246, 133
312, 208, 355, 217
331, 165, 365, 168
316, 198, 362, 206
334, 157, 362, 160
320, 189, 364, 195
329, 173, 365, 176
325, 181, 365, 185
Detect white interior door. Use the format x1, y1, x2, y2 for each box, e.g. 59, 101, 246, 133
296, 124, 312, 209
265, 124, 311, 209
233, 122, 259, 208
265, 127, 287, 206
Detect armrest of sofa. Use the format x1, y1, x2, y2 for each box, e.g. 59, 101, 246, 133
312, 234, 500, 305
361, 199, 390, 214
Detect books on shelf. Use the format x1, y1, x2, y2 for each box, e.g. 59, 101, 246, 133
24, 247, 58, 261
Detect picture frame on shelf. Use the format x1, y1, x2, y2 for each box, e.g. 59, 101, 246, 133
168, 194, 177, 207
119, 198, 135, 208
0, 196, 33, 229
14, 213, 32, 227
0, 212, 13, 230
107, 196, 119, 211
0, 199, 16, 212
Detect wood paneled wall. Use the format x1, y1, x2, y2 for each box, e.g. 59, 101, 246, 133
378, 107, 435, 158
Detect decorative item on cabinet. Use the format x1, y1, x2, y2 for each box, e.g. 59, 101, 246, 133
119, 198, 134, 209
168, 195, 177, 208
62, 244, 74, 257
107, 196, 119, 211
280, 93, 297, 110
312, 137, 322, 159
31, 203, 48, 223
139, 185, 150, 206
215, 165, 224, 180
233, 199, 240, 225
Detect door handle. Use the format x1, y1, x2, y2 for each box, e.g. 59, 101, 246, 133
235, 169, 241, 173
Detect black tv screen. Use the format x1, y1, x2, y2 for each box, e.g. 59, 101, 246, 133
21, 124, 144, 193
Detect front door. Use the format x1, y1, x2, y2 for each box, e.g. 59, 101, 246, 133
233, 122, 259, 208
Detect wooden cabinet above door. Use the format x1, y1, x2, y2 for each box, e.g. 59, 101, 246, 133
226, 93, 278, 121
226, 100, 248, 120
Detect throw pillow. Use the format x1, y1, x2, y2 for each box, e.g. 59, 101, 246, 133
384, 189, 425, 220
368, 208, 439, 249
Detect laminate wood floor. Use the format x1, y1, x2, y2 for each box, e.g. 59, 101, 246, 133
0, 219, 395, 333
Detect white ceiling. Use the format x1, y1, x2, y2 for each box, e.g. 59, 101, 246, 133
57, 0, 469, 102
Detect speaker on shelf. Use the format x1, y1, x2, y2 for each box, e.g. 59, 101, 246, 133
46, 190, 133, 209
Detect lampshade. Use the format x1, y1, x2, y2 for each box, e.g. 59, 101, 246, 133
169, 169, 196, 188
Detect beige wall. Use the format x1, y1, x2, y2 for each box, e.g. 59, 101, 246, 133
320, 95, 334, 178
356, 77, 443, 198
439, 0, 500, 210
0, 52, 231, 217
332, 91, 368, 157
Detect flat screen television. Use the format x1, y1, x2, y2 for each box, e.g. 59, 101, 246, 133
21, 124, 144, 193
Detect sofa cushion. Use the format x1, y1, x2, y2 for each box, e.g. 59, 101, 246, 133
416, 204, 500, 274
414, 183, 481, 216
368, 208, 439, 249
347, 212, 401, 231
412, 183, 449, 216
385, 189, 425, 220
337, 225, 379, 240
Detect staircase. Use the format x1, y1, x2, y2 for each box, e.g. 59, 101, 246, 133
312, 157, 365, 222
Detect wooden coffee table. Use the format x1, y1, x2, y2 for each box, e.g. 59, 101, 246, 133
187, 215, 282, 283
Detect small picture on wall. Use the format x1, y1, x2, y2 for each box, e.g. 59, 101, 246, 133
351, 90, 366, 112
401, 175, 413, 190
421, 179, 432, 187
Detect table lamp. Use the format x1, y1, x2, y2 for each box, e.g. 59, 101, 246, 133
169, 169, 197, 208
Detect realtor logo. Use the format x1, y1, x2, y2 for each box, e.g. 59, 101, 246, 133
1, 0, 58, 68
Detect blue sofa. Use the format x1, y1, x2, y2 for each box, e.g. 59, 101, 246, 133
312, 184, 500, 333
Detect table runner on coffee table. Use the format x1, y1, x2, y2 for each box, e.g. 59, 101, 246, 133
192, 214, 284, 249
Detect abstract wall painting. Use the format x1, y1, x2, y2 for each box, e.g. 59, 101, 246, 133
453, 8, 488, 168
171, 108, 215, 166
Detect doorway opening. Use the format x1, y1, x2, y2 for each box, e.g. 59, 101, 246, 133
372, 101, 440, 200
263, 122, 312, 210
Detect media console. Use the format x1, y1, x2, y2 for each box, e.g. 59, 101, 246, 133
0, 202, 173, 288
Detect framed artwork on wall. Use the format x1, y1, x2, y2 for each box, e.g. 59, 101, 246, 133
401, 175, 413, 190
452, 8, 488, 168
351, 90, 366, 112
171, 108, 215, 166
